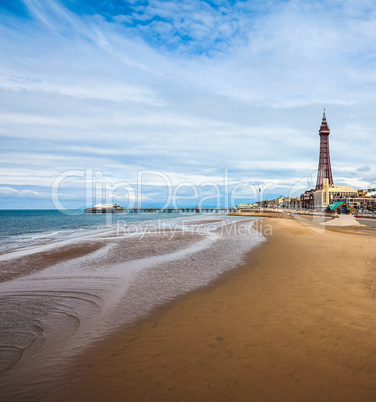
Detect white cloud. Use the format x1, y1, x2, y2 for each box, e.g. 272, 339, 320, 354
0, 186, 49, 198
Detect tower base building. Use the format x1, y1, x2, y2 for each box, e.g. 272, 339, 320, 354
314, 179, 358, 210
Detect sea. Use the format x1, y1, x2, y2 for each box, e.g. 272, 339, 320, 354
0, 209, 192, 253
0, 209, 265, 399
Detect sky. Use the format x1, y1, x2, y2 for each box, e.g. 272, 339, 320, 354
0, 0, 376, 209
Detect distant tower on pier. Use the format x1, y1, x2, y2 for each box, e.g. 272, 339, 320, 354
316, 109, 334, 190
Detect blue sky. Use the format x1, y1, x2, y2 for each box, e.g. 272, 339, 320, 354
0, 0, 376, 209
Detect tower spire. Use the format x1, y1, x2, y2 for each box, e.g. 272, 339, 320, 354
316, 110, 333, 189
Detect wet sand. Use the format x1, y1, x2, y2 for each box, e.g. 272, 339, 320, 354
0, 242, 103, 283
57, 218, 376, 401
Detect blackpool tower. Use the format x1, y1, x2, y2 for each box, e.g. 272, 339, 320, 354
316, 110, 334, 190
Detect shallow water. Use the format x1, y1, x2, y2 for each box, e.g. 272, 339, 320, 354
0, 215, 264, 399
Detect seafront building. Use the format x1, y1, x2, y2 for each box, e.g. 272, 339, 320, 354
330, 188, 376, 212
237, 203, 259, 212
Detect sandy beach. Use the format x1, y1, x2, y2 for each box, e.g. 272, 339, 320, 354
54, 218, 376, 401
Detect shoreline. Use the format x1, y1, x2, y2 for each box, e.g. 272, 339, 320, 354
55, 218, 376, 401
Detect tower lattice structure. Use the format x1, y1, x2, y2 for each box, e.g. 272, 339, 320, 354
316, 110, 334, 190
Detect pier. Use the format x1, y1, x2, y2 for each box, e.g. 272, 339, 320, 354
85, 207, 236, 214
